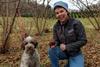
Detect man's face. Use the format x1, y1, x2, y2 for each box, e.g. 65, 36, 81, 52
54, 7, 69, 23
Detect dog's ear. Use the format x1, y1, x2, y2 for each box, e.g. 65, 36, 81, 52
32, 38, 38, 48
21, 41, 27, 50
34, 41, 38, 48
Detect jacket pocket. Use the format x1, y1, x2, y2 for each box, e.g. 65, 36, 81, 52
67, 29, 76, 42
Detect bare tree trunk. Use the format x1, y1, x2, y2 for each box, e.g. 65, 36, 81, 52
0, 0, 21, 54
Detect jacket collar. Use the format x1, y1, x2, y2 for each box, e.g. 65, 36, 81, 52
56, 18, 72, 26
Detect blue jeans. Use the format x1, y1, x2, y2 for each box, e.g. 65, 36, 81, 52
48, 47, 84, 67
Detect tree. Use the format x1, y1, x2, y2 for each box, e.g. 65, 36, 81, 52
0, 0, 21, 53
70, 0, 100, 31
20, 0, 52, 35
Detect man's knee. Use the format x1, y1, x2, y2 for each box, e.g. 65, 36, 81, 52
48, 48, 55, 56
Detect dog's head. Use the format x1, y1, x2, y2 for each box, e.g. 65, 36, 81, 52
21, 36, 38, 55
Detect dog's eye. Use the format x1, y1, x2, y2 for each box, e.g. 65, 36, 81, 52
30, 41, 34, 44
25, 42, 28, 45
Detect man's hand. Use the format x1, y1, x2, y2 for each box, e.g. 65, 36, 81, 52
49, 41, 56, 48
60, 43, 66, 51
50, 45, 56, 48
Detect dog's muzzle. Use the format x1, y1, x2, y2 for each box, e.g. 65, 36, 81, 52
25, 43, 35, 55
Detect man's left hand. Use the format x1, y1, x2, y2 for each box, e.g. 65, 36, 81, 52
60, 43, 66, 51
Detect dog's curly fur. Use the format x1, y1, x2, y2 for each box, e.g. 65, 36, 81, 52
20, 36, 40, 67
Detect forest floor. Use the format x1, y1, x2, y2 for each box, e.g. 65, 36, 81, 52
0, 28, 100, 67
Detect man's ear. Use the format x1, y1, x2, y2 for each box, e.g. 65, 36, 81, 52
67, 12, 70, 16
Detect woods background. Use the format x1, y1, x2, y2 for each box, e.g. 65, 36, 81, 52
0, 0, 100, 67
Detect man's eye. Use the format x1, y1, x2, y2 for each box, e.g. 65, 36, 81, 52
60, 10, 64, 13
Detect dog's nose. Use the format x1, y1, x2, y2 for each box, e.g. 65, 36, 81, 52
27, 46, 33, 50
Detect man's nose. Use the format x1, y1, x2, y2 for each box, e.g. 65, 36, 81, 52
58, 13, 62, 16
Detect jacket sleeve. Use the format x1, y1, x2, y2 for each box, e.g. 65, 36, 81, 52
66, 20, 87, 52
53, 25, 60, 46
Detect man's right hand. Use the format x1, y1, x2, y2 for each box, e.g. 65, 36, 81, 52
50, 45, 56, 48
49, 40, 56, 48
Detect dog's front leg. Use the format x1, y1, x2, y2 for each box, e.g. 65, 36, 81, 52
20, 61, 29, 67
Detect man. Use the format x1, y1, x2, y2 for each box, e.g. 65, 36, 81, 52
48, 1, 87, 67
